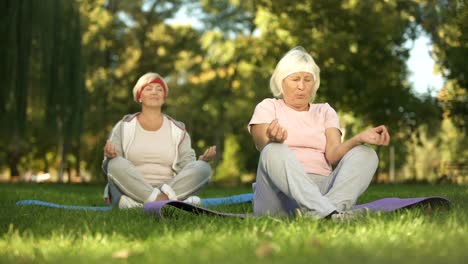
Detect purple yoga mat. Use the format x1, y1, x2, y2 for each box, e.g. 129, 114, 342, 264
144, 200, 250, 218
354, 197, 450, 212
144, 196, 450, 218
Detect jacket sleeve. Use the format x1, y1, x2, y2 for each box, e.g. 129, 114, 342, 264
101, 121, 124, 176
174, 132, 196, 172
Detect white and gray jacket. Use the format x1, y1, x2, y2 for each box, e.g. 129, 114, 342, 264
102, 113, 196, 198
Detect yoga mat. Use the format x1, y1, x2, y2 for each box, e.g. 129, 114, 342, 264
15, 193, 254, 211
144, 196, 451, 218
17, 195, 450, 219
202, 193, 253, 207
16, 200, 113, 211
354, 197, 451, 212
145, 200, 249, 218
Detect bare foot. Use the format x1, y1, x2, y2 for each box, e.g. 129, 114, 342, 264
155, 192, 169, 201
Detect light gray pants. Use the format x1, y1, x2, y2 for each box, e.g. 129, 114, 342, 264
253, 143, 378, 218
107, 157, 211, 206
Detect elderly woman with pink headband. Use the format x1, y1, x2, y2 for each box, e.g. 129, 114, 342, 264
248, 47, 390, 220
102, 72, 216, 209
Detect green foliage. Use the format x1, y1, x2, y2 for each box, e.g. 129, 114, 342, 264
213, 134, 243, 184
78, 0, 202, 178
1, 0, 466, 184
418, 0, 468, 128
397, 118, 468, 184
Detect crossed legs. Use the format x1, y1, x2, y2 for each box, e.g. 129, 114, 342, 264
253, 143, 378, 218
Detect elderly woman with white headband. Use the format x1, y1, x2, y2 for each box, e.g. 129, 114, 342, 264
248, 47, 390, 220
102, 72, 216, 209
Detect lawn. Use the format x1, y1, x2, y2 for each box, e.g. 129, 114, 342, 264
1, 183, 467, 263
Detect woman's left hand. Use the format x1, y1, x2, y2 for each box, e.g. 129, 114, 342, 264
199, 145, 217, 162
357, 125, 391, 146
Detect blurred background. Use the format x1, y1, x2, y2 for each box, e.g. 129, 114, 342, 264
1, 0, 466, 185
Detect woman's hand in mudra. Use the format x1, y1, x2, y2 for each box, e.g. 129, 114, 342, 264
357, 125, 390, 146
199, 145, 217, 162
103, 140, 119, 159
266, 119, 288, 143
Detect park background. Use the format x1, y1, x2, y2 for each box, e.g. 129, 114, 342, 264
1, 0, 467, 186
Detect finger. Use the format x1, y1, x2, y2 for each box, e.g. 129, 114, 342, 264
273, 123, 286, 141
282, 130, 288, 142
104, 144, 111, 156
368, 133, 378, 144
203, 147, 215, 160
371, 132, 381, 145
277, 128, 286, 142
374, 134, 382, 145
270, 123, 280, 140
106, 141, 115, 154
378, 133, 385, 145
377, 127, 387, 145
272, 127, 281, 141
383, 130, 390, 145
373, 125, 386, 133
104, 141, 110, 152
203, 149, 210, 157
382, 131, 388, 145
109, 144, 115, 155
207, 153, 215, 160
205, 149, 214, 159
202, 151, 214, 161
106, 147, 114, 157
108, 145, 116, 156
266, 119, 277, 135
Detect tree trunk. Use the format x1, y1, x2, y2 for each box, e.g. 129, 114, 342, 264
8, 152, 20, 179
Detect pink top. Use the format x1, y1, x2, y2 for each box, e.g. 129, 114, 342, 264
248, 98, 342, 176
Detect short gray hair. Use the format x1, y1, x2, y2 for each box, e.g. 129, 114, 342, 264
269, 46, 320, 98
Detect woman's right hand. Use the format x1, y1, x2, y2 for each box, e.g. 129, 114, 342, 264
199, 146, 217, 162
103, 140, 118, 159
266, 119, 288, 143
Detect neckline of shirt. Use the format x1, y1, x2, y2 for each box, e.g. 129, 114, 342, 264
136, 116, 166, 134
279, 99, 314, 114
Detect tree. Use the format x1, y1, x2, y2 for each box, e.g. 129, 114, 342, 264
193, 0, 443, 177
0, 0, 85, 181
417, 0, 468, 128
79, 0, 202, 180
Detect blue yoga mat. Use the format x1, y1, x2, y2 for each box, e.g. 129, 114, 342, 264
16, 193, 254, 211
202, 193, 253, 206
16, 200, 113, 211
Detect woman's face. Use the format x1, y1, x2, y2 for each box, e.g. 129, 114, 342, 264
140, 83, 165, 108
282, 72, 315, 110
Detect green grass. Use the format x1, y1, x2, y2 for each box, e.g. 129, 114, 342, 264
1, 183, 467, 263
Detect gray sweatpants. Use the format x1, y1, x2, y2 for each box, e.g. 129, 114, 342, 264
253, 143, 378, 218
107, 157, 211, 206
